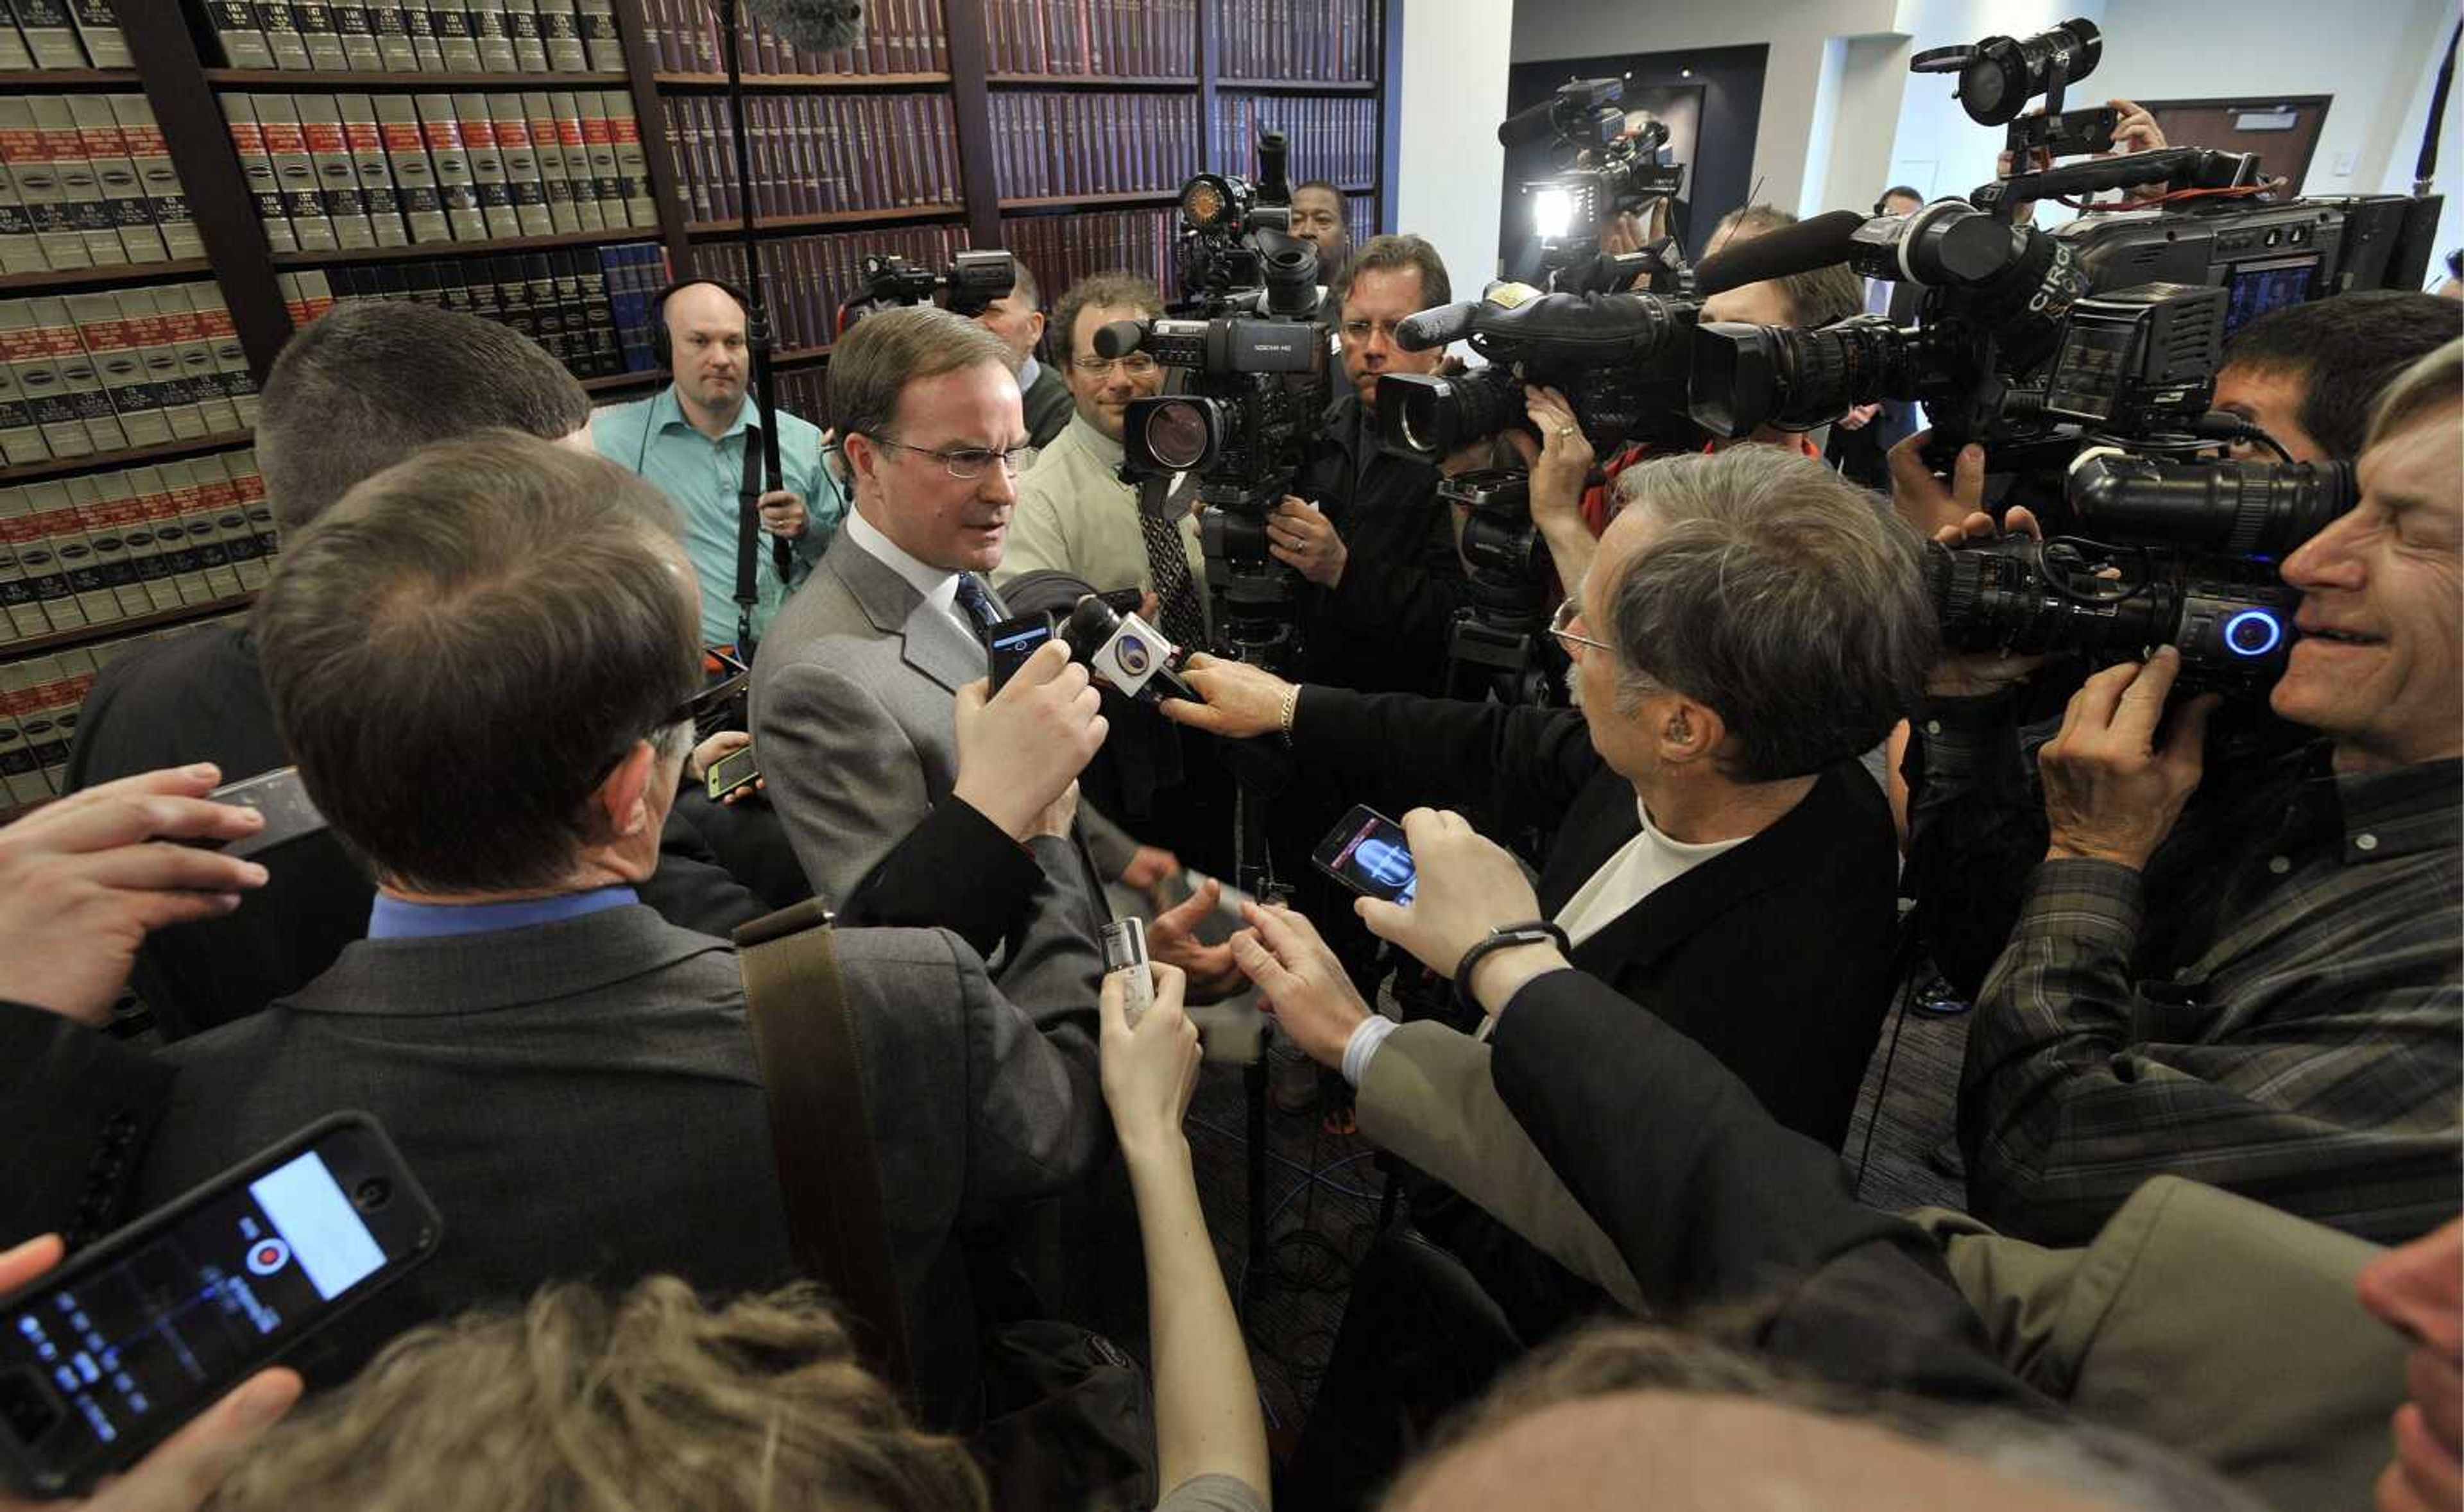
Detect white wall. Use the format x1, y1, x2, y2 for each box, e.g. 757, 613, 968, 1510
1393, 0, 1518, 286
1509, 0, 1901, 221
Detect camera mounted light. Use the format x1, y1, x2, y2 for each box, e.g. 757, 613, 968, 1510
1180, 174, 1246, 232
1532, 185, 1579, 241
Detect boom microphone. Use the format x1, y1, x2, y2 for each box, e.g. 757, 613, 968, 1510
739, 0, 863, 53
1693, 209, 1867, 295
1496, 96, 1564, 149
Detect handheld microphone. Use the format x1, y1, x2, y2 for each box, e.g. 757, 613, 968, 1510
740, 0, 863, 52
1062, 597, 1199, 704
1692, 209, 1867, 295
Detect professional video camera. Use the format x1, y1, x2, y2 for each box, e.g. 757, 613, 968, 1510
1099, 314, 1326, 666
1435, 467, 1561, 702
1376, 282, 1704, 465
1498, 74, 1693, 294
1171, 128, 1323, 321
834, 249, 1016, 330
1925, 448, 2354, 693
1689, 11, 2442, 468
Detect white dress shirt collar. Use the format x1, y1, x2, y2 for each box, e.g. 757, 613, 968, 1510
843, 502, 961, 620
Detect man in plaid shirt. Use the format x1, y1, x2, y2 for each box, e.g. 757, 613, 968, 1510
1897, 340, 2462, 1247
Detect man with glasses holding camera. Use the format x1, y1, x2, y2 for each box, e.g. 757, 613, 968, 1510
1276, 234, 1481, 698
998, 272, 1208, 650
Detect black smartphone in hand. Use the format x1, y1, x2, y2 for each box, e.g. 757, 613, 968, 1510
1312, 804, 1417, 906
987, 612, 1056, 693
0, 1113, 441, 1498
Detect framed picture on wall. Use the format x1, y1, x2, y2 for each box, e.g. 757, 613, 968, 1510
2139, 97, 2332, 192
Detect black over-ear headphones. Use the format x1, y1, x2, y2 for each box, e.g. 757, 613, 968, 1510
647, 276, 754, 370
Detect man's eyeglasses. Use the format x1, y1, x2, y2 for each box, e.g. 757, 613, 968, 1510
592, 649, 746, 785
1339, 318, 1410, 343
1548, 597, 1614, 656
866, 434, 1031, 480
1070, 352, 1161, 378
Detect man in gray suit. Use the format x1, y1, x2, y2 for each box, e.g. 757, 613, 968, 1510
753, 306, 1197, 998
130, 434, 1106, 1425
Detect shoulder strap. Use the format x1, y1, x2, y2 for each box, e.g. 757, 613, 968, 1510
733, 899, 917, 1400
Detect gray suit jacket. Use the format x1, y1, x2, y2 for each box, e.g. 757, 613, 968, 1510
751, 531, 1108, 995
133, 903, 1104, 1422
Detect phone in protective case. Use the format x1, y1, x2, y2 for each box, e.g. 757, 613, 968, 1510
0, 1112, 442, 1497
1311, 804, 1418, 906
986, 612, 1056, 692
705, 743, 761, 802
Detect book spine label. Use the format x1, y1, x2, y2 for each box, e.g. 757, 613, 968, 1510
415, 94, 489, 240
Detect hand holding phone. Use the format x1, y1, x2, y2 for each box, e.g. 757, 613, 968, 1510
986, 613, 1057, 693
1311, 804, 1418, 906
0, 1114, 441, 1499
1101, 918, 1155, 1027
705, 743, 762, 803
205, 768, 327, 860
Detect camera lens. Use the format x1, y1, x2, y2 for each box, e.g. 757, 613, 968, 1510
1143, 401, 1213, 471
354, 1177, 392, 1211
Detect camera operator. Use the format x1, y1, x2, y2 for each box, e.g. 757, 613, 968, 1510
1897, 341, 2463, 1248
131, 433, 1109, 1421
971, 256, 1075, 450
1167, 444, 1932, 1149
1282, 234, 1486, 697
1290, 178, 1353, 277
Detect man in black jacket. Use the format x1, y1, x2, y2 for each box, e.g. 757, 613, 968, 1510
1174, 444, 1935, 1148
1270, 234, 1480, 699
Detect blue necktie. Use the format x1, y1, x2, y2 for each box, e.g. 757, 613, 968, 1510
953, 572, 999, 638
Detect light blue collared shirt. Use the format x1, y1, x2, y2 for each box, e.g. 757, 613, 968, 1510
368, 885, 640, 940
592, 386, 848, 647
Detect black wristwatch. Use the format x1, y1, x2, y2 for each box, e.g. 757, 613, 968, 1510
1453, 921, 1571, 1015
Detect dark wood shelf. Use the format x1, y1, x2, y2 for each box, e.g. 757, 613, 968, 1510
685, 204, 965, 238
653, 71, 950, 90
203, 68, 628, 88
0, 429, 254, 487
0, 258, 214, 294
580, 368, 667, 393
774, 344, 831, 366
999, 190, 1179, 211
987, 72, 1197, 89
270, 226, 656, 268
1217, 77, 1378, 94
3, 589, 258, 659
1339, 183, 1374, 194
0, 67, 144, 87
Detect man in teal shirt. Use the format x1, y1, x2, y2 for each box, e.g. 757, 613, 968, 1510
592, 280, 846, 649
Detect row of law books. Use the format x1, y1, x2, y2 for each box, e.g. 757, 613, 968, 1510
0, 0, 129, 69
0, 283, 257, 468
989, 90, 1197, 201
221, 90, 654, 257
638, 0, 947, 76
658, 92, 959, 224
196, 0, 624, 74
0, 96, 197, 274
1211, 94, 1378, 189
0, 605, 253, 818
1213, 0, 1379, 81
981, 0, 1195, 78
0, 447, 268, 654
998, 207, 1172, 307
688, 222, 960, 353
279, 238, 668, 376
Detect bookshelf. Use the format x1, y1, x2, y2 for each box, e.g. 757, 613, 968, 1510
0, 0, 1394, 816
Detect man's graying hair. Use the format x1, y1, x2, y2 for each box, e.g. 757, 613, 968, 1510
828, 304, 1018, 449
1606, 447, 1937, 782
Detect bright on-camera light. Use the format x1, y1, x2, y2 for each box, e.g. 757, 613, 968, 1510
1533, 187, 1575, 240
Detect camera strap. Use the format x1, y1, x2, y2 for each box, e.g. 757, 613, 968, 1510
733, 899, 918, 1406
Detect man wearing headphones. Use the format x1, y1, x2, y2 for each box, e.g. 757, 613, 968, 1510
593, 278, 847, 650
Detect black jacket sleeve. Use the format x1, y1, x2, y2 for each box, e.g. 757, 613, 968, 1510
1488, 969, 2042, 1406
1, 1005, 171, 1250
1901, 693, 2051, 999
1289, 684, 1601, 839
836, 799, 1045, 964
